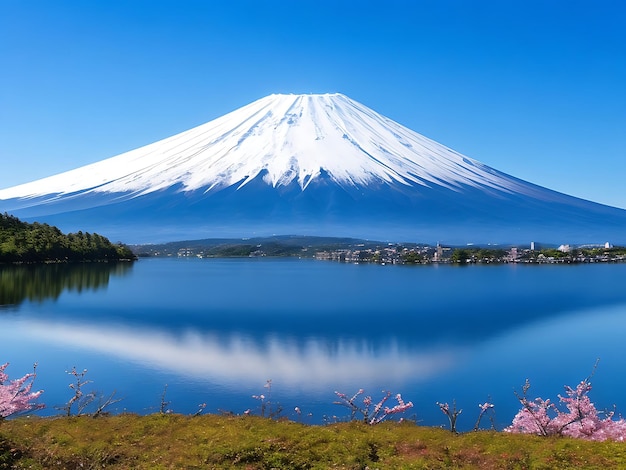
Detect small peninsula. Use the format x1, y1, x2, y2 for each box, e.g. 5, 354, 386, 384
0, 212, 135, 263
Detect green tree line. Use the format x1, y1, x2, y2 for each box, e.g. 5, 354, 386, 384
0, 213, 135, 263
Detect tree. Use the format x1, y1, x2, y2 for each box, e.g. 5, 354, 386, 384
0, 213, 136, 263
451, 249, 470, 263
506, 375, 626, 441
0, 363, 44, 419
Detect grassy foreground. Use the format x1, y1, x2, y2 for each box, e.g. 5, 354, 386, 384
2, 414, 626, 469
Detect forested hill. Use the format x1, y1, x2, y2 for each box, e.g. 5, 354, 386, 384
0, 213, 136, 263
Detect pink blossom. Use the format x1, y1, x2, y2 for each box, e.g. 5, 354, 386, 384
506, 378, 626, 441
0, 362, 44, 419
384, 403, 413, 414
334, 388, 413, 425
479, 402, 494, 412
350, 389, 365, 402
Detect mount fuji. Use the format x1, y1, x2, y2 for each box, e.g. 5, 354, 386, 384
1, 93, 625, 244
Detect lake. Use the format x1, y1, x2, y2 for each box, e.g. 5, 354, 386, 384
2, 258, 626, 430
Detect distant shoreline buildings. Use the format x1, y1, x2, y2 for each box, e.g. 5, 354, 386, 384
135, 237, 626, 265
314, 242, 625, 265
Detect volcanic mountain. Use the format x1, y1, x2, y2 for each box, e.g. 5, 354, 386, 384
1, 93, 625, 244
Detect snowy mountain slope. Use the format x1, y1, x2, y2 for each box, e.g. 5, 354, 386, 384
1, 93, 625, 244
0, 94, 563, 201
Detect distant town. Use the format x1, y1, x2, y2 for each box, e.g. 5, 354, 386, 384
133, 236, 626, 265
313, 242, 626, 265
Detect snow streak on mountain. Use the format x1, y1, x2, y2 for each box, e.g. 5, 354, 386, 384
1, 93, 625, 244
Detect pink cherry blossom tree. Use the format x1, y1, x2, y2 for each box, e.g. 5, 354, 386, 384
0, 362, 44, 419
506, 376, 626, 441
437, 400, 462, 433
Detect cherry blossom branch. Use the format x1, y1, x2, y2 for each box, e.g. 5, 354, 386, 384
334, 389, 413, 425
0, 362, 44, 419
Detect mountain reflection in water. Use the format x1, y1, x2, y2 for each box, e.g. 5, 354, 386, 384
2, 258, 626, 428
22, 320, 459, 390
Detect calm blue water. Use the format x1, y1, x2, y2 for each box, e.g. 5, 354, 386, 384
2, 258, 626, 430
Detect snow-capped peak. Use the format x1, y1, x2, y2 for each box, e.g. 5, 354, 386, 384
1, 93, 535, 200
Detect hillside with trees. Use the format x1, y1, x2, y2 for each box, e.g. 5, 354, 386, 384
0, 213, 135, 263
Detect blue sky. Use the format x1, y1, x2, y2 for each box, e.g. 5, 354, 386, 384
1, 0, 625, 208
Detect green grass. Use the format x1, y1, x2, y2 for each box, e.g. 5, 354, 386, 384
2, 414, 626, 469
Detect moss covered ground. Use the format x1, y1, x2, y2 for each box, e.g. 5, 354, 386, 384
2, 414, 626, 469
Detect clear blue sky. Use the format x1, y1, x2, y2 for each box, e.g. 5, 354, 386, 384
1, 0, 625, 208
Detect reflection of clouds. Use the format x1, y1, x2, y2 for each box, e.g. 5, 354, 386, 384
24, 321, 460, 390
